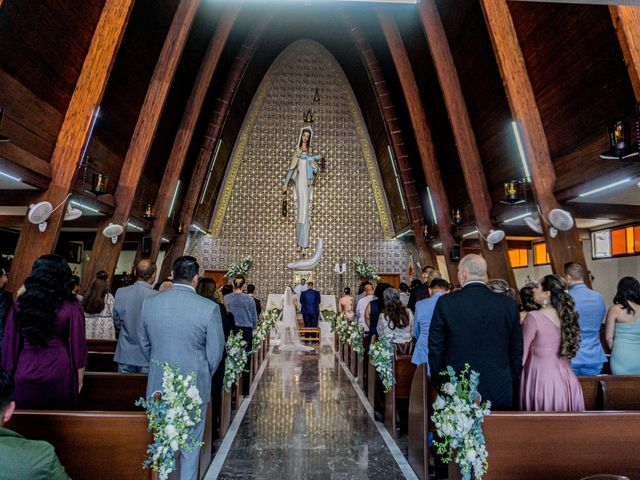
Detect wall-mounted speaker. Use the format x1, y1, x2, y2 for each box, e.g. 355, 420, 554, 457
141, 235, 151, 255
450, 244, 461, 262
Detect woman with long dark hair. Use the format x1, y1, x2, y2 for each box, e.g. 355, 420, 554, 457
1, 254, 88, 409
519, 282, 541, 324
82, 278, 115, 339
606, 276, 640, 374
376, 288, 414, 351
520, 274, 584, 411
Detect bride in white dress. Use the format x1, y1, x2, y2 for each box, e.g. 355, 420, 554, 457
278, 286, 313, 351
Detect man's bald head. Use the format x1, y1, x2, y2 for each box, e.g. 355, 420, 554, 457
458, 254, 487, 284
136, 259, 157, 283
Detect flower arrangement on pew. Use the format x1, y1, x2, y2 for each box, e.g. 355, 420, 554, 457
334, 314, 351, 344
223, 331, 248, 392
432, 364, 491, 480
322, 309, 337, 329
262, 308, 281, 333
252, 322, 268, 354
135, 363, 204, 480
347, 321, 365, 355
353, 256, 380, 282
224, 255, 253, 279
369, 335, 395, 392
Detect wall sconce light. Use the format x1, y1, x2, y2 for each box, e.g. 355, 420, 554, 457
451, 208, 463, 226
313, 88, 320, 102
91, 173, 109, 195
143, 203, 156, 220
600, 107, 640, 161
501, 179, 526, 205
303, 109, 315, 123
0, 106, 11, 143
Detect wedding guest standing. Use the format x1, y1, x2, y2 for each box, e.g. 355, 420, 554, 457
338, 287, 355, 321
113, 259, 157, 373
606, 277, 640, 375
565, 262, 607, 376
0, 266, 13, 357
247, 284, 262, 317
429, 254, 522, 409
140, 256, 224, 480
412, 278, 450, 368
520, 275, 584, 411
82, 278, 115, 340
1, 254, 87, 409
519, 282, 541, 324
377, 288, 414, 353
224, 275, 257, 395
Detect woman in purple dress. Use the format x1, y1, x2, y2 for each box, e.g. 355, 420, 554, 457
520, 274, 584, 412
1, 254, 88, 409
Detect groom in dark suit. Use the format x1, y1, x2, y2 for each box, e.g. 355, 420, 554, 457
428, 254, 523, 409
300, 282, 321, 328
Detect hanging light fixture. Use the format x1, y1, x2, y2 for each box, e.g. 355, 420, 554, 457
91, 172, 109, 195
451, 208, 463, 225
600, 106, 640, 161
143, 203, 156, 220
501, 178, 526, 205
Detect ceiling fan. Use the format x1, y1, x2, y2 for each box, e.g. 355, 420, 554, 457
480, 229, 506, 251
103, 223, 124, 244
27, 194, 80, 232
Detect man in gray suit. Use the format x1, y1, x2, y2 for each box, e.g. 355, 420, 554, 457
113, 259, 158, 373
140, 256, 225, 480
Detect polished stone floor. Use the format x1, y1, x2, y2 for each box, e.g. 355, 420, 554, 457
216, 344, 408, 479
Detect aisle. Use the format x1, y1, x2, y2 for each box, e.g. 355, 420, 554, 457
209, 344, 413, 479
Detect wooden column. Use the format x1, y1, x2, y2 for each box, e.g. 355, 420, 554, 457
418, 0, 515, 287
8, 0, 135, 295
149, 6, 240, 261
342, 15, 439, 271
377, 10, 458, 282
158, 14, 273, 281
610, 5, 640, 101
83, 0, 199, 289
481, 0, 589, 281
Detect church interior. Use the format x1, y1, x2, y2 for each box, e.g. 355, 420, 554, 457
1, 0, 640, 479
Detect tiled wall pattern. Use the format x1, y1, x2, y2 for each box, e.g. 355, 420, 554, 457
188, 40, 413, 301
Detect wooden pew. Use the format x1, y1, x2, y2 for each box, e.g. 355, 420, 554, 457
384, 354, 416, 438
601, 375, 640, 410
578, 375, 602, 410
408, 364, 437, 480
9, 410, 154, 480
87, 351, 118, 372
79, 372, 147, 411
367, 335, 378, 408
449, 411, 640, 480
349, 343, 358, 376
87, 339, 117, 353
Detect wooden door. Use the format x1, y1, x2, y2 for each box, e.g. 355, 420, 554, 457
204, 269, 228, 287
378, 273, 401, 288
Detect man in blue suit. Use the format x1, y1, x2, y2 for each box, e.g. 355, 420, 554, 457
300, 282, 321, 328
411, 278, 450, 371
565, 262, 607, 376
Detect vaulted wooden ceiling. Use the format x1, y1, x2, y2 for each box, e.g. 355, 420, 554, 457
0, 0, 638, 255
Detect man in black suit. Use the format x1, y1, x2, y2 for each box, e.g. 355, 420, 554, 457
428, 254, 523, 409
408, 266, 444, 313
246, 284, 261, 317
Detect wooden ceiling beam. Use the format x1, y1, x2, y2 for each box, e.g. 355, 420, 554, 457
610, 5, 640, 101
418, 0, 515, 288
565, 202, 640, 221
83, 0, 200, 289
341, 13, 438, 270
158, 13, 273, 282
149, 5, 240, 262
481, 0, 590, 285
377, 9, 457, 281
0, 148, 51, 190
8, 0, 135, 295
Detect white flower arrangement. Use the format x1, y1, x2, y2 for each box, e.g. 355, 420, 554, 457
223, 331, 248, 392
347, 321, 365, 355
369, 335, 395, 393
353, 256, 380, 281
224, 255, 253, 279
252, 322, 268, 354
262, 308, 281, 333
432, 364, 491, 480
135, 363, 204, 480
334, 314, 352, 344
322, 309, 337, 329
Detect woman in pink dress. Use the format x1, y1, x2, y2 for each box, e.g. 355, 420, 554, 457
520, 274, 584, 412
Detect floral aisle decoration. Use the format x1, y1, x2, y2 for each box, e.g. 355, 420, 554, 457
223, 331, 248, 392
347, 321, 365, 354
334, 314, 351, 344
322, 309, 337, 330
135, 363, 204, 480
252, 322, 268, 354
262, 308, 281, 333
369, 335, 395, 393
432, 364, 491, 480
353, 256, 380, 282
224, 255, 253, 279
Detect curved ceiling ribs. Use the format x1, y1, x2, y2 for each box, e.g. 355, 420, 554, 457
341, 11, 437, 269
158, 11, 274, 281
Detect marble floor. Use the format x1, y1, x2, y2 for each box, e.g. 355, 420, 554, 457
213, 344, 411, 479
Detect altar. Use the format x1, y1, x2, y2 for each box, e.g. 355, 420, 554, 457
265, 293, 337, 314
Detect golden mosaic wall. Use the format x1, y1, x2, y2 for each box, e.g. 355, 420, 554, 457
189, 40, 414, 299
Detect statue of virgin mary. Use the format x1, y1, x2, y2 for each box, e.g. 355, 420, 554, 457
282, 126, 322, 248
